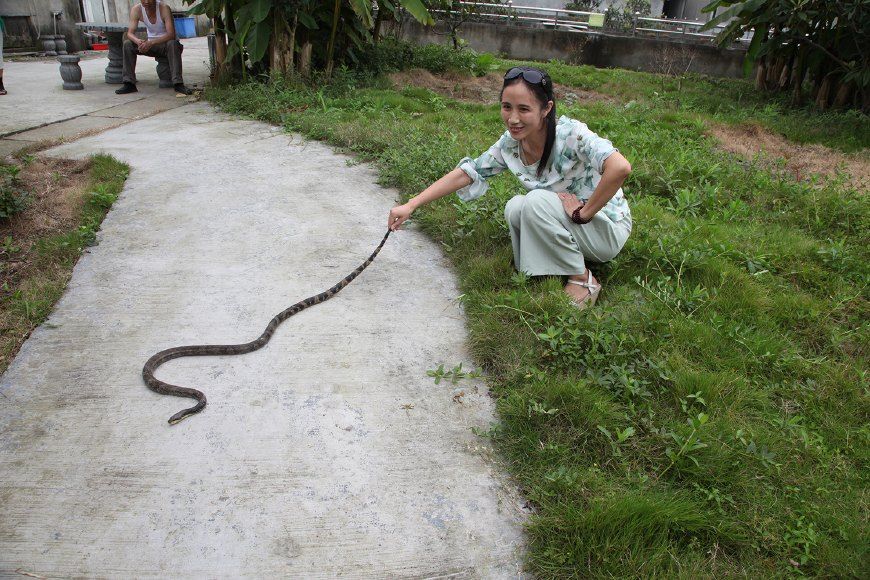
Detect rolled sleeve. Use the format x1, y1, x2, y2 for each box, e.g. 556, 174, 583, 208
455, 139, 508, 201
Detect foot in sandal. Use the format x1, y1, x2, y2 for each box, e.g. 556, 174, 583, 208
565, 271, 601, 310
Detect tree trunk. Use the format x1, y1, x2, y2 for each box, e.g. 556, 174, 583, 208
224, 2, 242, 76
765, 56, 781, 89
373, 8, 384, 43
286, 14, 297, 74
832, 80, 853, 109
212, 15, 227, 82
778, 54, 793, 91
325, 0, 342, 78
270, 16, 284, 75
790, 47, 807, 107
755, 57, 767, 90
299, 41, 312, 77
815, 73, 833, 110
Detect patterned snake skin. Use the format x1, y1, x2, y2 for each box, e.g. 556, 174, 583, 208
143, 229, 391, 425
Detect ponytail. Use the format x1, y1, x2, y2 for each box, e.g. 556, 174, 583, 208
537, 104, 557, 178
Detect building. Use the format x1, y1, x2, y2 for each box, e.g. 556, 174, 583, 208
1, 0, 205, 53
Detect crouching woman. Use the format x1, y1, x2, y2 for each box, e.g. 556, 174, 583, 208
388, 66, 633, 309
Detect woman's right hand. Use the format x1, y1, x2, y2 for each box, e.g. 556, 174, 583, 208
388, 203, 415, 231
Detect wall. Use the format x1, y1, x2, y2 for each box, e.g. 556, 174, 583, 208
1, 0, 85, 51
398, 19, 747, 79
0, 0, 208, 52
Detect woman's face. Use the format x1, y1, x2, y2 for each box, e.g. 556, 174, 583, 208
500, 81, 553, 141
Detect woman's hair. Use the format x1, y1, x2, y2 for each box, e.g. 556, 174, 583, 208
500, 66, 556, 177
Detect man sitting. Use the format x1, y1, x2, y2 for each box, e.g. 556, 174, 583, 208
115, 0, 192, 95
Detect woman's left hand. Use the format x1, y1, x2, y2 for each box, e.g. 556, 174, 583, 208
557, 192, 584, 219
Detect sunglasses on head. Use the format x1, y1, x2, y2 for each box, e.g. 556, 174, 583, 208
504, 67, 548, 87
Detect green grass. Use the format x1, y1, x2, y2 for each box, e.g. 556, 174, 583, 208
207, 59, 868, 577
530, 59, 870, 153
0, 155, 129, 372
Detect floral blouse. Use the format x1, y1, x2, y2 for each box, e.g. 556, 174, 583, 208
455, 115, 631, 223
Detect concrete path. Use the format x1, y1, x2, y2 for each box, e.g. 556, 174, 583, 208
0, 37, 210, 157
0, 64, 528, 575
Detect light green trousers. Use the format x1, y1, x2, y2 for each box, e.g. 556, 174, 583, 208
504, 189, 632, 276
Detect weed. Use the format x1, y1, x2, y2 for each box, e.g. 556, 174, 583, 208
427, 362, 481, 385
0, 163, 30, 221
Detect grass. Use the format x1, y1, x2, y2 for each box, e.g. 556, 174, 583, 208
206, 56, 867, 577
0, 154, 129, 374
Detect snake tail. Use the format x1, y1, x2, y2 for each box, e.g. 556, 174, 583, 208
143, 229, 391, 425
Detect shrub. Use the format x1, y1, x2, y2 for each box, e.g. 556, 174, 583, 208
356, 37, 478, 76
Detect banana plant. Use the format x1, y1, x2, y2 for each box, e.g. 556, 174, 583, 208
186, 0, 434, 77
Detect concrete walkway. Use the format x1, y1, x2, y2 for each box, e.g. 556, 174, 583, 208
0, 37, 210, 156
0, 38, 527, 578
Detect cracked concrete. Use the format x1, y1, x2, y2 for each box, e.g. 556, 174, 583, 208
0, 87, 528, 574
0, 37, 210, 154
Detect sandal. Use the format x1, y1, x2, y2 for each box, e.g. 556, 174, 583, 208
566, 273, 601, 310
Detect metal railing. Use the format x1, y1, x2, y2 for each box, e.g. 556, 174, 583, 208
430, 1, 751, 45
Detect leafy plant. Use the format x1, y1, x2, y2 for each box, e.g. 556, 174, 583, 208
0, 163, 30, 221
661, 412, 709, 476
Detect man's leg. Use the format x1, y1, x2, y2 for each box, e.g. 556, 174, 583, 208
161, 39, 192, 94
116, 40, 139, 93
166, 39, 184, 84
121, 39, 138, 84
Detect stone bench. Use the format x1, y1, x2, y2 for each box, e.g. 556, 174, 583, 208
56, 52, 177, 90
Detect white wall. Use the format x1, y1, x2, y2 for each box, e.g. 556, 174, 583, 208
506, 0, 666, 17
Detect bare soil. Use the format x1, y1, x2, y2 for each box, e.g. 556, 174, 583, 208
387, 69, 616, 106
707, 122, 870, 191
2, 157, 91, 240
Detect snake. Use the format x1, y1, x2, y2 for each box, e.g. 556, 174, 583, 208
142, 229, 391, 425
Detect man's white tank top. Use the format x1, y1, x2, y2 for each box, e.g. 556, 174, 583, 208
140, 1, 168, 39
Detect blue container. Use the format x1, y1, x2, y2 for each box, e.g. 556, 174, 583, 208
174, 17, 196, 39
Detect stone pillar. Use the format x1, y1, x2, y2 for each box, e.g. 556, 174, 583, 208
58, 55, 84, 90
105, 31, 125, 84
55, 35, 69, 55
43, 36, 58, 56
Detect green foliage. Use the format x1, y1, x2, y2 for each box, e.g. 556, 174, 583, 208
702, 0, 870, 109
411, 42, 478, 74
185, 0, 434, 73
604, 0, 650, 31
0, 163, 30, 221
1, 155, 129, 373
353, 36, 481, 76
564, 0, 601, 11
207, 56, 868, 577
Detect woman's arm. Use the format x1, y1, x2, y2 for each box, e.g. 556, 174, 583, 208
388, 167, 473, 230
566, 152, 631, 223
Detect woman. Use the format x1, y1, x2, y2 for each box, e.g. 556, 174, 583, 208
388, 66, 632, 309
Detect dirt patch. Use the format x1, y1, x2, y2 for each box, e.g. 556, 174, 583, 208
0, 156, 94, 371
707, 122, 870, 191
2, 157, 92, 241
388, 68, 616, 106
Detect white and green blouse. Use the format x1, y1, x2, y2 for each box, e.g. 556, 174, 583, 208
456, 115, 631, 223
